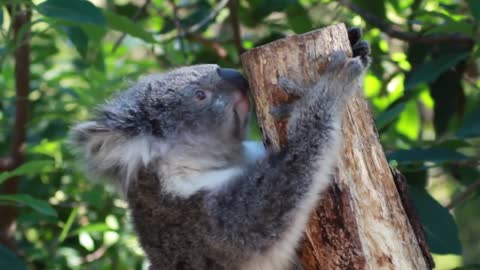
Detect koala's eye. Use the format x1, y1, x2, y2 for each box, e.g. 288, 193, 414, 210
194, 90, 207, 101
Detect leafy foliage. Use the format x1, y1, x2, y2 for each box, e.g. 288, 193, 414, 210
0, 0, 479, 269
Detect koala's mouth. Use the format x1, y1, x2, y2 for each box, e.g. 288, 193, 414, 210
234, 96, 249, 125
232, 93, 250, 138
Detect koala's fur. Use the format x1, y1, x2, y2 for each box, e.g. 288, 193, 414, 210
70, 29, 370, 270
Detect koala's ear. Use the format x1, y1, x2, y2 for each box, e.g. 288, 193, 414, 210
69, 121, 126, 187
69, 121, 111, 148
69, 121, 157, 193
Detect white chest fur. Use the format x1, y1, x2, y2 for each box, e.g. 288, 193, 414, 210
160, 141, 265, 198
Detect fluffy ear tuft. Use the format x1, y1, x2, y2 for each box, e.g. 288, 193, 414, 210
69, 121, 152, 193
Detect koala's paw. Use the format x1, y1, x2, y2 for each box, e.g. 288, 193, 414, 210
325, 50, 365, 80
348, 27, 371, 67
315, 50, 366, 103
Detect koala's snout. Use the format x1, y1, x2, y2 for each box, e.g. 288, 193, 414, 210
217, 68, 249, 94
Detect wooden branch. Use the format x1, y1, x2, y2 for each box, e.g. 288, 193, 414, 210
186, 32, 228, 58
447, 178, 480, 209
241, 23, 432, 269
337, 0, 474, 47
0, 157, 15, 172
0, 4, 31, 253
392, 169, 435, 269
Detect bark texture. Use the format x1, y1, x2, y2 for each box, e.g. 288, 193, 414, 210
240, 23, 433, 270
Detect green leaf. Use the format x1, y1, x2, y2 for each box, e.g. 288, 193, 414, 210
65, 26, 88, 58
387, 147, 469, 165
409, 187, 462, 254
0, 7, 3, 27
405, 53, 469, 90
352, 0, 385, 19
426, 21, 475, 37
104, 11, 155, 43
0, 245, 27, 270
286, 3, 312, 33
70, 223, 111, 237
468, 0, 480, 21
79, 232, 94, 251
59, 207, 78, 243
0, 160, 54, 184
36, 0, 106, 26
375, 102, 406, 130
456, 105, 480, 138
0, 194, 57, 217
451, 264, 480, 270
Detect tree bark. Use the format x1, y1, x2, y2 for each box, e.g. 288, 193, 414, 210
240, 23, 433, 270
0, 5, 31, 254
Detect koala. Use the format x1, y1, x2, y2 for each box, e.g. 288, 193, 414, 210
70, 28, 370, 270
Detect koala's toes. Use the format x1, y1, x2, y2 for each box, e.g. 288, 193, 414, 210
326, 51, 348, 73
352, 41, 371, 67
343, 57, 365, 80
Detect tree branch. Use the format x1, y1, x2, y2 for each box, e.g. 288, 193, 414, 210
0, 157, 15, 172
167, 0, 189, 61
186, 0, 229, 34
186, 32, 228, 58
337, 0, 474, 47
111, 0, 152, 53
227, 0, 244, 58
447, 178, 480, 209
0, 4, 31, 254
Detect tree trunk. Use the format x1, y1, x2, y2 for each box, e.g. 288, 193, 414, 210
240, 23, 434, 270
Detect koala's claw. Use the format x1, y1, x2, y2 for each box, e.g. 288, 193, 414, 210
347, 27, 362, 48
352, 41, 371, 66
348, 27, 371, 67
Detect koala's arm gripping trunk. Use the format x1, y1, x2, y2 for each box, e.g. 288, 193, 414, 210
240, 23, 433, 270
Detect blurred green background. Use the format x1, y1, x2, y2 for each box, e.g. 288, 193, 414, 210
0, 0, 479, 269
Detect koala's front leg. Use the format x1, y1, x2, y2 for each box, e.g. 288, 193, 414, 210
205, 49, 370, 269
282, 49, 368, 149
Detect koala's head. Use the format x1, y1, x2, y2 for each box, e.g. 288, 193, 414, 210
70, 64, 250, 190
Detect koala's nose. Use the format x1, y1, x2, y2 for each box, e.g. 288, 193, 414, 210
217, 68, 249, 94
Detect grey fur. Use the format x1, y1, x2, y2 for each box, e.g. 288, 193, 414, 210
70, 41, 370, 269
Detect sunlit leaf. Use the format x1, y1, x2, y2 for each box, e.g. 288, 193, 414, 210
36, 0, 106, 26
395, 100, 419, 139
79, 232, 95, 251
0, 160, 54, 184
0, 245, 27, 270
405, 53, 468, 90
70, 223, 111, 237
409, 187, 462, 254
451, 264, 480, 270
0, 194, 57, 217
387, 147, 469, 165
104, 11, 155, 43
